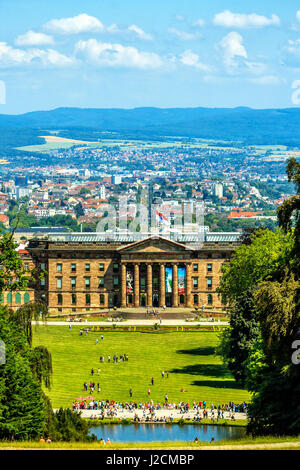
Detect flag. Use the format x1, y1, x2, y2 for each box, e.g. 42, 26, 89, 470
155, 209, 168, 223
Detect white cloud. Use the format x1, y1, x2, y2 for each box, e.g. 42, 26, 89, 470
213, 10, 280, 29
15, 30, 54, 46
75, 39, 162, 69
168, 28, 199, 41
0, 42, 75, 68
218, 32, 248, 69
297, 11, 300, 23
128, 25, 153, 41
282, 39, 300, 67
291, 80, 300, 104
179, 50, 211, 71
194, 19, 205, 28
244, 61, 268, 75
248, 75, 283, 85
44, 13, 104, 34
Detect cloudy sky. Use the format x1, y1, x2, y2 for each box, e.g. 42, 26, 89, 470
1, 0, 300, 113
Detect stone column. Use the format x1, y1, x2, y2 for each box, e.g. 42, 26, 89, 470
159, 263, 165, 307
186, 263, 192, 308
172, 263, 178, 307
147, 263, 153, 307
134, 263, 140, 307
121, 263, 127, 308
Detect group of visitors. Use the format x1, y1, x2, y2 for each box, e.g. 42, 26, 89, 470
72, 399, 248, 418
39, 436, 52, 443
99, 354, 129, 363
83, 381, 101, 394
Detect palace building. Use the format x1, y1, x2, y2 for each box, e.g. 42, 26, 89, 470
5, 231, 241, 314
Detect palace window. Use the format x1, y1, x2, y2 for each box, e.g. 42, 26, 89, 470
140, 277, 146, 290
85, 277, 90, 288
113, 263, 119, 273
193, 277, 198, 288
24, 293, 30, 303
71, 277, 76, 289
57, 294, 63, 305
193, 264, 198, 272
86, 294, 91, 305
99, 263, 104, 272
194, 294, 199, 305
57, 277, 62, 289
72, 294, 76, 305
208, 294, 213, 305
85, 263, 90, 272
71, 264, 76, 272
15, 293, 21, 303
98, 277, 104, 288
100, 294, 105, 305
41, 278, 45, 287
207, 264, 212, 272
57, 263, 62, 272
113, 276, 119, 287
207, 277, 212, 288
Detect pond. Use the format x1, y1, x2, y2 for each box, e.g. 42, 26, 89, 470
89, 423, 246, 443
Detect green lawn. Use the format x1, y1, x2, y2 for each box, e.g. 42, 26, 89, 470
32, 326, 251, 408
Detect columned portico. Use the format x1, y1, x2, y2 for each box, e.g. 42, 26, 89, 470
186, 263, 192, 308
134, 263, 140, 307
118, 237, 208, 309
172, 263, 178, 308
159, 263, 165, 307
121, 262, 127, 307
147, 263, 153, 307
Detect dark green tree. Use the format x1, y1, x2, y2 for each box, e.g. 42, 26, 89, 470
217, 289, 260, 384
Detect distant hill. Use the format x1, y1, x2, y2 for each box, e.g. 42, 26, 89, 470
1, 106, 300, 145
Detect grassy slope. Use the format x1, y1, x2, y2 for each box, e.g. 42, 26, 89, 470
0, 437, 299, 450
33, 326, 251, 408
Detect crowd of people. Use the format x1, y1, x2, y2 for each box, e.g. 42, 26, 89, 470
72, 399, 248, 422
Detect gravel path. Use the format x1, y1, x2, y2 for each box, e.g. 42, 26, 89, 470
66, 408, 247, 421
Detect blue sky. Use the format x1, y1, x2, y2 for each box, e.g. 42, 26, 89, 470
1, 0, 300, 113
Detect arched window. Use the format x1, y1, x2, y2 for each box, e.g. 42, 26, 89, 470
7, 293, 12, 304
208, 294, 213, 305
24, 292, 30, 303
15, 293, 21, 303
193, 294, 199, 305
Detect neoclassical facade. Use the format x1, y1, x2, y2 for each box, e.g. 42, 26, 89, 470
22, 232, 241, 314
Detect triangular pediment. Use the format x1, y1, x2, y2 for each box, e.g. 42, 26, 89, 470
118, 236, 191, 253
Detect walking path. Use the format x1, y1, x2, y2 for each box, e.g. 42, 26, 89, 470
65, 408, 247, 421
33, 320, 229, 326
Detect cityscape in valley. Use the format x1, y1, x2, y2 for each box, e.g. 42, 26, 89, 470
0, 0, 299, 454
0, 124, 295, 235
